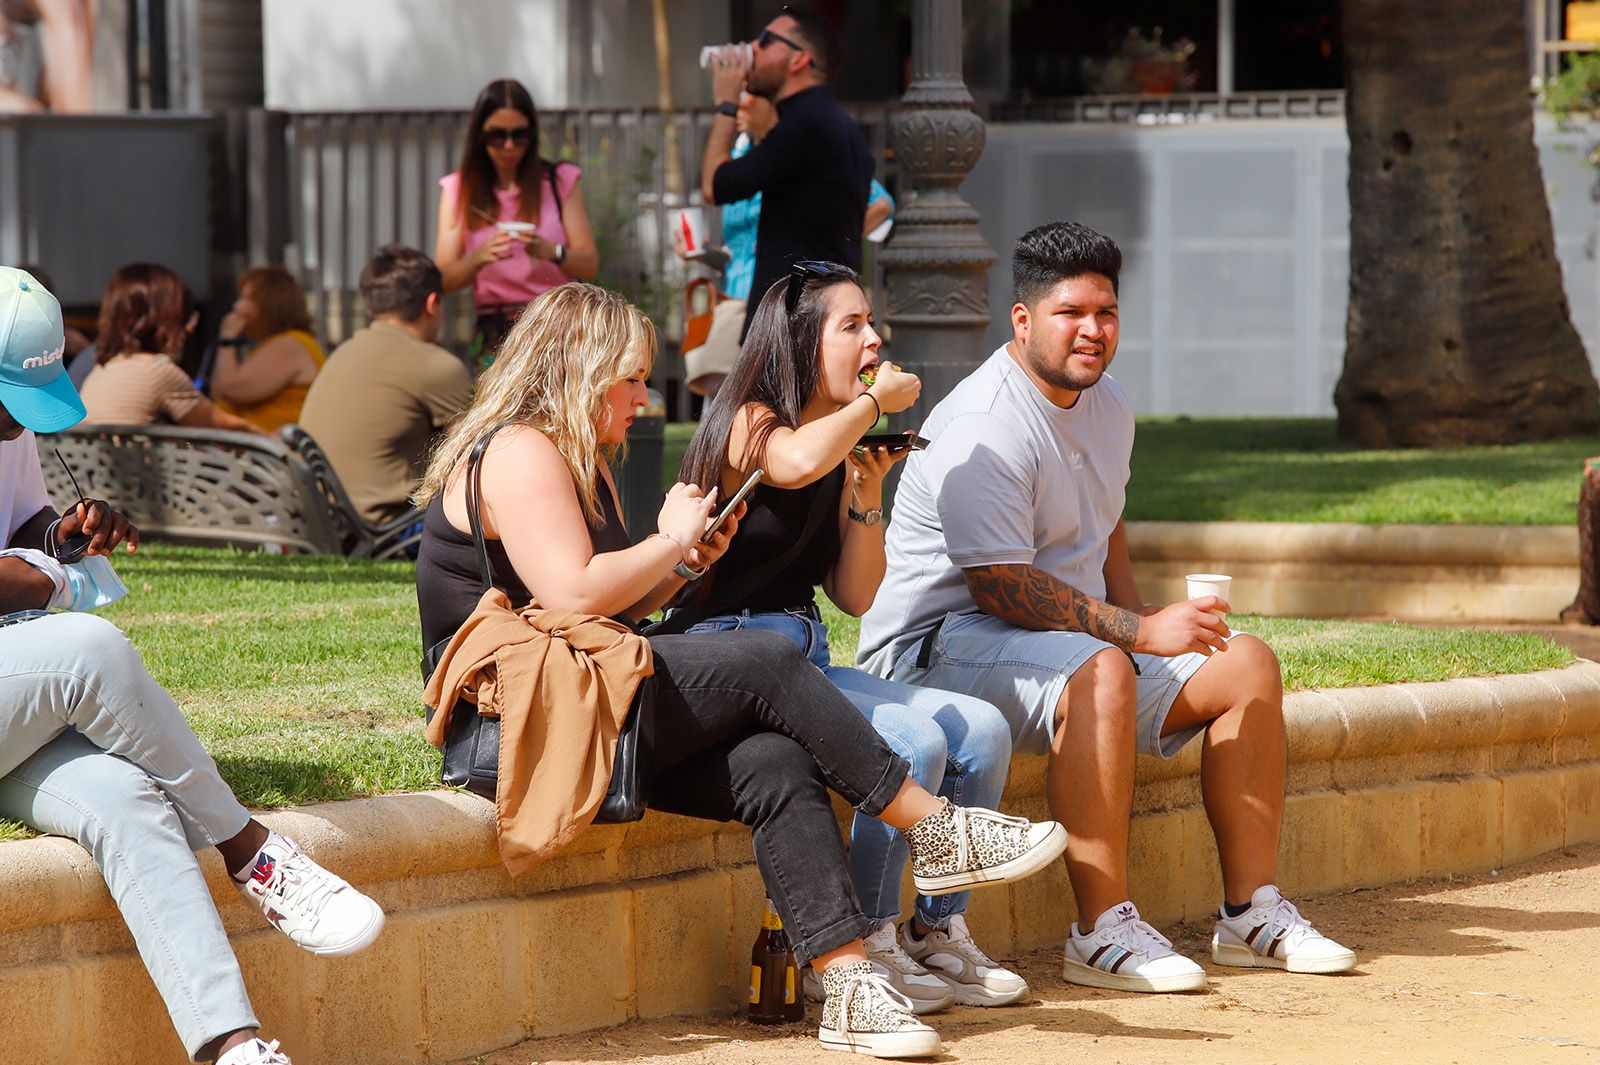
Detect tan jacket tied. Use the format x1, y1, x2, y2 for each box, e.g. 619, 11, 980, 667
422, 588, 654, 876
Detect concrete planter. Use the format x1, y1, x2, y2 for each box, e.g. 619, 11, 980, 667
1129, 521, 1579, 622
3, 664, 1599, 1062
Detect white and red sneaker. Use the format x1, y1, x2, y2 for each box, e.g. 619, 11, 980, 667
235, 831, 385, 957
216, 1038, 291, 1065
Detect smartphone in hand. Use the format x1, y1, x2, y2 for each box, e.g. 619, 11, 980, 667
701, 468, 763, 542
856, 432, 931, 453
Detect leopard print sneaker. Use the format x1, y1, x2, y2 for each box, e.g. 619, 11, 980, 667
904, 798, 1068, 896
818, 959, 941, 1058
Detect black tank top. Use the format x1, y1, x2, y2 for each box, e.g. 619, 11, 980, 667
678, 465, 844, 619
415, 474, 632, 651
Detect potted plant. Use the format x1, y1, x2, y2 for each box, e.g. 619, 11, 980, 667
1121, 26, 1198, 96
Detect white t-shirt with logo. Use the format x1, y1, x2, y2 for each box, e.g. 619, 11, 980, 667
1, 431, 52, 547
857, 345, 1135, 675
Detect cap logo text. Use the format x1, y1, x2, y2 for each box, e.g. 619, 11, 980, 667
20, 344, 65, 370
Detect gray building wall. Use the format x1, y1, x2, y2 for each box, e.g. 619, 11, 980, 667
963, 117, 1600, 417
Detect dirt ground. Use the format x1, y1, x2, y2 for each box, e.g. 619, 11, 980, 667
452, 843, 1600, 1065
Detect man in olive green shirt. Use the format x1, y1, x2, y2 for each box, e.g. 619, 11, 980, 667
300, 246, 474, 525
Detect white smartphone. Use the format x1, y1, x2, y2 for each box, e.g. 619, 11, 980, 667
701, 467, 763, 542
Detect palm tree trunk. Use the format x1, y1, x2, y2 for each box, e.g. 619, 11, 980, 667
1335, 0, 1600, 446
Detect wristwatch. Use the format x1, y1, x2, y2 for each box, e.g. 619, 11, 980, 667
847, 505, 883, 527
553, 242, 567, 265
716, 101, 739, 118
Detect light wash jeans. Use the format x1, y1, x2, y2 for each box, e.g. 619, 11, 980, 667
686, 608, 1013, 928
0, 612, 258, 1061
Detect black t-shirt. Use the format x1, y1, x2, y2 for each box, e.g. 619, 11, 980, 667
711, 85, 874, 333
415, 475, 631, 653
673, 466, 845, 621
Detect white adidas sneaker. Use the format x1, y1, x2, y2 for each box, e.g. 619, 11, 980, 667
1062, 900, 1207, 993
1211, 885, 1356, 974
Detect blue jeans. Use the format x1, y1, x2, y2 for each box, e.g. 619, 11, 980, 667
0, 613, 258, 1061
686, 609, 1013, 928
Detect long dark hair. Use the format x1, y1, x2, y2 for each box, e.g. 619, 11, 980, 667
455, 78, 543, 230
678, 263, 862, 497
96, 263, 194, 364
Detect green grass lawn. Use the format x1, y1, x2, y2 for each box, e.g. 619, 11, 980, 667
664, 418, 1600, 525
0, 542, 1573, 841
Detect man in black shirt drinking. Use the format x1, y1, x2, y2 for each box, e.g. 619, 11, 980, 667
699, 4, 875, 339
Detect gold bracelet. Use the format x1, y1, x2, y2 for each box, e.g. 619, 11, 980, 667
645, 531, 686, 562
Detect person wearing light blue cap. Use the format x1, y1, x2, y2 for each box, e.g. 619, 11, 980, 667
0, 266, 387, 1065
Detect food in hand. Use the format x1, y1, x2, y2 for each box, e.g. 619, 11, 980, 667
858, 361, 898, 387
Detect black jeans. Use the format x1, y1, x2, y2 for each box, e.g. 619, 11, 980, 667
642, 629, 910, 964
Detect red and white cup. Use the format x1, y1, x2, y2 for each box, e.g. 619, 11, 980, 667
677, 207, 708, 255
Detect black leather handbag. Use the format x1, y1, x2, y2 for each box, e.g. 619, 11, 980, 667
421, 424, 650, 823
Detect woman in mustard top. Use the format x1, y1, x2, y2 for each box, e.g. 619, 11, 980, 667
212, 266, 326, 432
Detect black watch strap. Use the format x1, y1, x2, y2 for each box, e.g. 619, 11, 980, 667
716, 101, 739, 118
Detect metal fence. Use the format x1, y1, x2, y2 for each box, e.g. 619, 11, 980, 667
246, 104, 894, 415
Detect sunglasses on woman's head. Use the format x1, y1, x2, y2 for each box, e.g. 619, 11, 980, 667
785, 260, 853, 316
483, 126, 531, 147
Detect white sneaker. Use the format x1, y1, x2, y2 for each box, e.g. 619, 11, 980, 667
216, 1038, 291, 1065
901, 914, 1028, 1007
1212, 885, 1357, 974
235, 831, 385, 957
862, 919, 954, 1014
1062, 901, 1207, 993
818, 959, 942, 1059
904, 799, 1068, 897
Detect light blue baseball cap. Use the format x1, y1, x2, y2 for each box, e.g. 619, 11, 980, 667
0, 266, 85, 433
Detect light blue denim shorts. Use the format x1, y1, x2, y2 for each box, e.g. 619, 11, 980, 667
888, 610, 1216, 759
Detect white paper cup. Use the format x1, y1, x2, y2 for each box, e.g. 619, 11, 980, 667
676, 207, 707, 255
1185, 573, 1232, 611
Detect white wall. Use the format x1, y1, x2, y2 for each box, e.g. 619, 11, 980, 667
264, 0, 569, 110
262, 0, 732, 111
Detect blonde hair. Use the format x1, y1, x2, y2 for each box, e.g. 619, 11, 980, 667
415, 283, 656, 526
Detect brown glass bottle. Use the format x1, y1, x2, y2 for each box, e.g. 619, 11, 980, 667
748, 897, 805, 1023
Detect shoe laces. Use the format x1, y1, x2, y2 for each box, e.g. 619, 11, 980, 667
1256, 893, 1315, 939
1103, 912, 1173, 957
831, 968, 918, 1038
223, 1038, 290, 1065
946, 805, 1030, 869
940, 917, 1000, 968
867, 924, 932, 976
258, 848, 337, 918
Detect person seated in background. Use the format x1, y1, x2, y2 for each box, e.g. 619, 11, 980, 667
79, 263, 260, 433
0, 266, 384, 1065
211, 266, 326, 432
299, 245, 474, 526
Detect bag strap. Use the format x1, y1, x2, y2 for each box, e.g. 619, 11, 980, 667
648, 470, 837, 637
464, 423, 512, 591
544, 160, 567, 222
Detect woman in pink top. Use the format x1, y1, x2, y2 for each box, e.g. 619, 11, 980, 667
435, 79, 599, 364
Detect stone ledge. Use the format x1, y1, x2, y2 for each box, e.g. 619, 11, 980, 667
4, 663, 1600, 1063
1128, 521, 1579, 621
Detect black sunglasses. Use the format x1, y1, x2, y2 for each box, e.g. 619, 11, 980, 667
482, 126, 531, 147
785, 260, 853, 316
757, 27, 805, 54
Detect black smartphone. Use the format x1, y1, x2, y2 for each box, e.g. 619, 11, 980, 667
701, 467, 764, 542
856, 432, 931, 452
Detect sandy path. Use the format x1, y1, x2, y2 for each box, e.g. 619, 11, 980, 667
453, 843, 1600, 1065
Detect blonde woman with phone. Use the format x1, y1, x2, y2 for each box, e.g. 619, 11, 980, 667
412, 282, 1065, 1059
673, 263, 1028, 1013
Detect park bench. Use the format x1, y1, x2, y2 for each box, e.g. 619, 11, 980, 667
33, 423, 422, 559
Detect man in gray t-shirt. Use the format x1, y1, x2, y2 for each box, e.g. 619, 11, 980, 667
860, 221, 1354, 993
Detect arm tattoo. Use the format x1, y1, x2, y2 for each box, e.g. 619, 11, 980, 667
965, 563, 1140, 651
